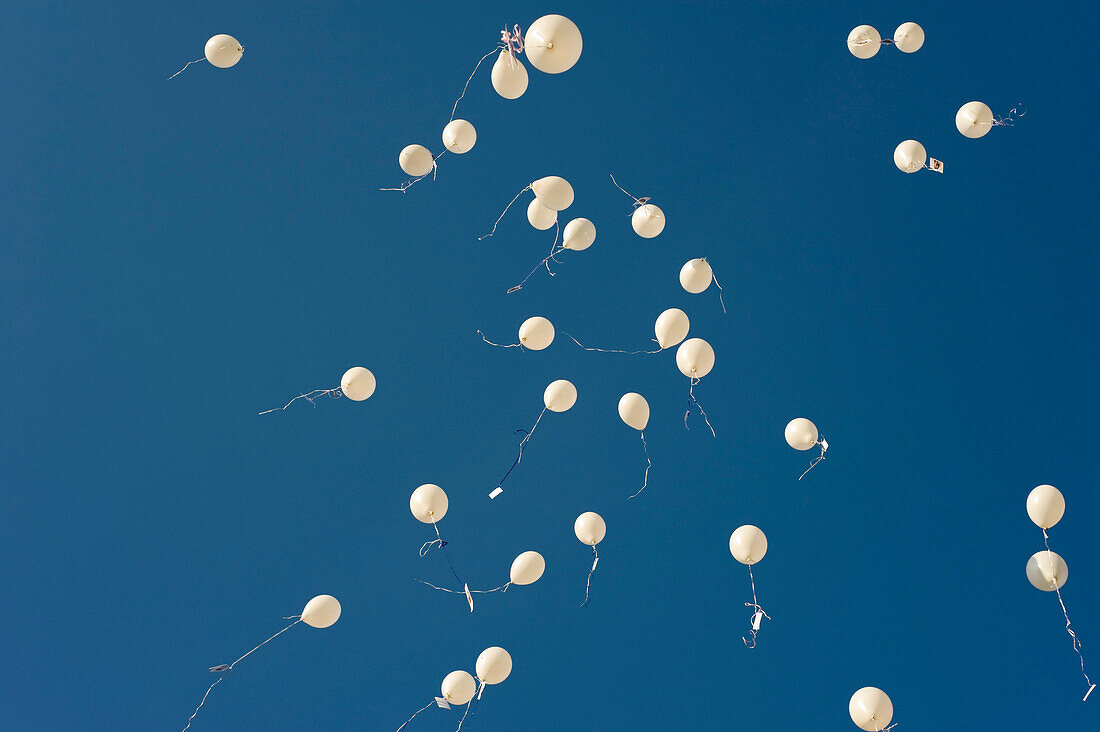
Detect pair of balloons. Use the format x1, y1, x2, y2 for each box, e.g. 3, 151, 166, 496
398, 119, 475, 177
439, 647, 514, 705
490, 14, 582, 98
847, 23, 924, 58
729, 525, 767, 565
676, 338, 714, 379
1026, 484, 1069, 591
849, 687, 893, 731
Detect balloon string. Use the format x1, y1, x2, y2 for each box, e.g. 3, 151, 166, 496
395, 700, 436, 732
455, 685, 481, 731
167, 57, 205, 80
988, 103, 1027, 127
1042, 529, 1096, 700
508, 223, 565, 293
742, 564, 770, 649
493, 407, 546, 495
684, 377, 715, 437
798, 438, 828, 480
608, 173, 650, 208
415, 580, 511, 594
627, 431, 652, 500
258, 387, 342, 415
477, 329, 522, 348
710, 268, 728, 314
479, 185, 531, 240
422, 515, 464, 586
450, 48, 499, 122
381, 150, 447, 193
582, 546, 599, 607
563, 333, 662, 355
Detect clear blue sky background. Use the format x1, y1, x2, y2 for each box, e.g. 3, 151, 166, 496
2, 0, 1098, 729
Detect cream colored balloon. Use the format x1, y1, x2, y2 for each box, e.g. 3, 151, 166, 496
527, 198, 557, 230
476, 647, 513, 684
531, 176, 574, 211
893, 22, 925, 53
491, 49, 529, 99
205, 34, 243, 68
679, 258, 713, 294
893, 140, 927, 173
301, 594, 341, 628
441, 670, 477, 705
847, 25, 881, 59
618, 392, 650, 431
543, 379, 577, 412
1027, 550, 1069, 591
519, 316, 555, 350
631, 204, 665, 238
784, 418, 819, 451
409, 483, 448, 524
574, 511, 606, 545
340, 367, 376, 401
729, 525, 767, 565
562, 218, 596, 250
524, 15, 583, 74
654, 308, 690, 349
956, 101, 993, 139
849, 687, 893, 731
442, 119, 477, 154
399, 144, 434, 177
1026, 484, 1066, 530
509, 551, 546, 585
676, 338, 715, 379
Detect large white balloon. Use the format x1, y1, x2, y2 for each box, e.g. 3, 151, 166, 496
524, 15, 583, 74
849, 687, 893, 731
784, 418, 819, 451
301, 594, 341, 629
618, 393, 650, 431
205, 34, 243, 68
441, 670, 477, 706
1027, 484, 1066, 530
442, 119, 476, 154
574, 511, 606, 545
893, 140, 927, 174
676, 338, 715, 379
509, 551, 546, 585
631, 204, 665, 238
679, 258, 713, 294
491, 49, 529, 99
519, 316, 555, 350
340, 367, 376, 401
956, 101, 993, 139
476, 647, 513, 684
399, 144, 434, 177
729, 525, 767, 565
531, 176, 574, 211
893, 22, 925, 53
1027, 550, 1069, 591
562, 218, 596, 250
409, 484, 448, 524
543, 379, 577, 412
847, 25, 881, 59
654, 308, 689, 349
527, 198, 557, 230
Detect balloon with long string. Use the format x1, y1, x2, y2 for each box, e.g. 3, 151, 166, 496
729, 525, 769, 648
394, 669, 477, 731
410, 484, 475, 610
618, 393, 653, 499
785, 418, 828, 479
894, 139, 944, 175
956, 101, 1026, 139
564, 307, 688, 355
847, 23, 924, 59
489, 379, 577, 499
181, 595, 341, 731
1026, 484, 1095, 700
480, 176, 574, 240
849, 687, 896, 731
507, 217, 595, 293
453, 647, 513, 731
676, 338, 715, 437
574, 512, 606, 606
416, 551, 546, 612
168, 34, 243, 79
609, 173, 665, 238
259, 366, 375, 414
680, 258, 727, 313
478, 316, 555, 350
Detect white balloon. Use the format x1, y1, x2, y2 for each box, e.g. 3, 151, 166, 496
509, 551, 546, 585
1027, 550, 1069, 591
562, 218, 596, 251
729, 525, 767, 565
524, 15, 583, 74
441, 670, 477, 706
205, 34, 243, 68
849, 687, 893, 731
679, 258, 713, 294
399, 144, 434, 178
893, 140, 927, 174
847, 25, 881, 59
574, 511, 606, 545
543, 379, 577, 412
409, 483, 448, 524
631, 204, 665, 238
527, 198, 557, 230
893, 22, 925, 53
531, 176, 574, 211
784, 418, 819, 451
654, 308, 689, 349
676, 338, 715, 379
340, 367, 376, 401
519, 316, 555, 350
442, 119, 476, 154
491, 49, 529, 99
301, 594, 341, 629
956, 101, 993, 139
618, 393, 650, 431
1027, 484, 1066, 530
476, 646, 513, 684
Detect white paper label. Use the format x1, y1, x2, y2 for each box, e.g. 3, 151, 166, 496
464, 583, 474, 612
929, 157, 944, 173
435, 697, 451, 709
489, 487, 503, 499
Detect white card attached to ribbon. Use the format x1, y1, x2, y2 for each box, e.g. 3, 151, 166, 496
489, 487, 503, 499
591, 556, 599, 571
751, 610, 764, 631
464, 583, 474, 612
820, 438, 829, 453
929, 157, 944, 173
435, 697, 452, 709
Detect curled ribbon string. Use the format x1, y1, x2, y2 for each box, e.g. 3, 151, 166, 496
582, 546, 599, 607
258, 387, 342, 415
508, 221, 565, 293
798, 438, 828, 480
741, 564, 770, 649
493, 408, 547, 496
626, 431, 652, 500
564, 332, 662, 355
380, 151, 446, 193
684, 376, 716, 437
1041, 529, 1096, 700
500, 25, 524, 58
395, 700, 436, 732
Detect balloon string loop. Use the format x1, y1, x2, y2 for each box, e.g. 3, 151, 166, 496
582, 545, 599, 607
167, 57, 205, 80
396, 700, 436, 732
627, 431, 652, 500
742, 564, 770, 648
477, 329, 522, 348
1042, 529, 1096, 699
509, 222, 566, 293
685, 377, 716, 437
258, 387, 341, 415
563, 332, 661, 355
798, 438, 828, 480
480, 185, 531, 240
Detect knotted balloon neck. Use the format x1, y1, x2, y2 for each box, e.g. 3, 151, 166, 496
742, 563, 770, 649
609, 172, 651, 209
582, 545, 600, 607
258, 387, 342, 415
627, 430, 653, 500
798, 438, 829, 480
685, 376, 716, 437
1041, 529, 1096, 699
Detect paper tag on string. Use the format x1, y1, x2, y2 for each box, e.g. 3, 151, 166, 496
464, 583, 474, 612
929, 158, 944, 173
820, 439, 829, 452
435, 697, 452, 709
489, 487, 503, 499
591, 556, 599, 571
751, 610, 764, 631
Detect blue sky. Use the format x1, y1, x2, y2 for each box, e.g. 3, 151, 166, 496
2, 0, 1098, 729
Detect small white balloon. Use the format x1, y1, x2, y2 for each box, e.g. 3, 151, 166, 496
442, 119, 477, 154
491, 49, 529, 99
475, 646, 513, 685
618, 393, 650, 431
340, 367, 376, 401
524, 15, 583, 74
847, 25, 881, 59
893, 22, 925, 53
441, 670, 477, 706
631, 204, 665, 238
1027, 484, 1066, 530
409, 483, 448, 524
543, 379, 577, 412
654, 308, 690, 349
679, 258, 713, 294
518, 316, 555, 350
205, 34, 243, 68
956, 101, 994, 139
784, 418, 819, 451
676, 338, 715, 379
527, 198, 558, 230
531, 176, 574, 211
849, 687, 893, 731
562, 218, 596, 250
574, 511, 606, 545
399, 144, 434, 178
1027, 550, 1069, 591
729, 525, 767, 565
301, 594, 341, 629
509, 551, 546, 585
893, 139, 927, 173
